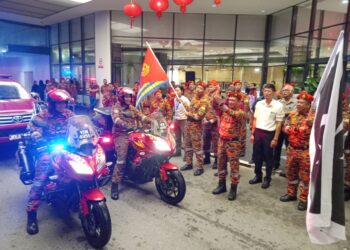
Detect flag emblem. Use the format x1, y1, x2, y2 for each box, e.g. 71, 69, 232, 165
142, 63, 150, 77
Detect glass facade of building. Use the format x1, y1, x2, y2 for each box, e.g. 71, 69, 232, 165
49, 14, 95, 95
110, 0, 349, 90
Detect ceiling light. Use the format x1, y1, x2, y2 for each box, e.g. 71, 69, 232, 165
71, 0, 92, 3
261, 10, 266, 13
342, 0, 348, 4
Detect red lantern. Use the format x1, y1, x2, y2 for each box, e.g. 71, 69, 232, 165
173, 0, 193, 13
214, 0, 221, 7
123, 1, 142, 28
149, 0, 169, 18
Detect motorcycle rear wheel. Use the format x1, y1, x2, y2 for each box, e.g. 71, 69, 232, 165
80, 201, 112, 249
155, 170, 186, 205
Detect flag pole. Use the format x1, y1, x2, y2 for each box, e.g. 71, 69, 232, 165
145, 41, 188, 113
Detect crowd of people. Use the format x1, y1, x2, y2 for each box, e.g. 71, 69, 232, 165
25, 77, 350, 236
116, 79, 350, 208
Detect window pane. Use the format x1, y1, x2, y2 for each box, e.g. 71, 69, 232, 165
323, 10, 346, 27
111, 10, 141, 37
71, 65, 82, 94
71, 41, 82, 64
61, 65, 71, 79
204, 66, 232, 83
205, 14, 235, 40
173, 39, 203, 66
271, 8, 293, 39
204, 40, 234, 65
291, 33, 308, 64
174, 13, 204, 39
269, 38, 290, 65
316, 0, 347, 28
60, 21, 69, 43
233, 66, 262, 86
83, 14, 95, 39
295, 1, 312, 34
310, 30, 320, 59
267, 66, 286, 88
71, 18, 81, 41
235, 41, 264, 66
172, 65, 203, 83
236, 15, 266, 41
51, 45, 59, 64
0, 20, 48, 47
143, 12, 173, 38
289, 66, 304, 86
319, 24, 344, 58
112, 37, 142, 85
50, 24, 58, 45
84, 39, 95, 63
51, 65, 60, 82
83, 65, 96, 97
60, 43, 70, 64
143, 38, 172, 70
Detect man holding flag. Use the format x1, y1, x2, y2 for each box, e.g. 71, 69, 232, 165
307, 31, 346, 244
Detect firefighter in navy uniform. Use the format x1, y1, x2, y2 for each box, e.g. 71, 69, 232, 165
26, 89, 75, 235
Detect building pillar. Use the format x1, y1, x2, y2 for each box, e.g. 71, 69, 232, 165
94, 11, 111, 87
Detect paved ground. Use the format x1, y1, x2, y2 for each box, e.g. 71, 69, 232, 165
0, 143, 349, 250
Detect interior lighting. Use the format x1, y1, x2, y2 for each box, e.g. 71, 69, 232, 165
261, 10, 266, 13
71, 0, 92, 3
342, 0, 348, 4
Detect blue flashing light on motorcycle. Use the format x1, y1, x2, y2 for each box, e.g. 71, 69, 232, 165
53, 143, 65, 150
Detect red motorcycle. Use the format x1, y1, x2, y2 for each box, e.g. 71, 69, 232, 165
14, 115, 111, 249
94, 109, 186, 205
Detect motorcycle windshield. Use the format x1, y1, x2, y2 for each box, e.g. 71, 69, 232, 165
149, 112, 169, 138
66, 115, 99, 149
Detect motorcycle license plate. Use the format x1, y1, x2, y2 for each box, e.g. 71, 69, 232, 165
78, 129, 92, 139
159, 122, 166, 130
9, 134, 22, 141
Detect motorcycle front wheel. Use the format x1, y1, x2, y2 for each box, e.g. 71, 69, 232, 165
155, 170, 186, 205
80, 201, 112, 249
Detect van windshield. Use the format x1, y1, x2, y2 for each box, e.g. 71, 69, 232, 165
0, 83, 30, 100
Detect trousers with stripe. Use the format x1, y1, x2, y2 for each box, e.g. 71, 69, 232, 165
217, 138, 240, 184
26, 152, 51, 212
285, 147, 310, 202
185, 121, 204, 169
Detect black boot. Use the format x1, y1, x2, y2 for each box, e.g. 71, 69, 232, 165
228, 184, 237, 201
111, 183, 119, 200
211, 157, 217, 169
212, 180, 227, 195
180, 164, 193, 171
27, 211, 39, 235
203, 152, 211, 165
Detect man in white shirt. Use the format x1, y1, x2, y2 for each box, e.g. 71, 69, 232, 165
249, 83, 285, 189
173, 85, 190, 156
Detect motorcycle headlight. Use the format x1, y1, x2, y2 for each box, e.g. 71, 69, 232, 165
68, 160, 93, 175
154, 137, 171, 152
